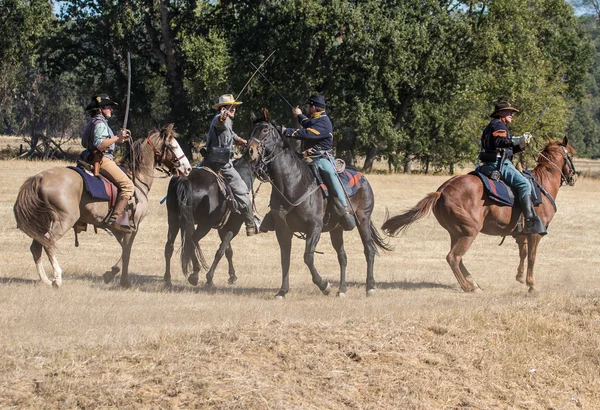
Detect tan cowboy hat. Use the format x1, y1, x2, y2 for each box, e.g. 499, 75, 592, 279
490, 102, 520, 118
212, 94, 243, 109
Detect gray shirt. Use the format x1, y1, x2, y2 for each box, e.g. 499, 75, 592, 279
206, 114, 242, 151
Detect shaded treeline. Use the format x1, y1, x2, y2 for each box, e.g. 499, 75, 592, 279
1, 0, 598, 169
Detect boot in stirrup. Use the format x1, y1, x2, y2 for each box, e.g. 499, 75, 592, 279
521, 195, 547, 236
109, 196, 132, 233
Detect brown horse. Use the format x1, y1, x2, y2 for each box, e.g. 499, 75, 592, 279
382, 137, 576, 293
13, 124, 192, 288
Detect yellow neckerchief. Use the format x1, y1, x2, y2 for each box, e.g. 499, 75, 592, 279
309, 110, 325, 119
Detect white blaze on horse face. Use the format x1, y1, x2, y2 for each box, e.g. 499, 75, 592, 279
170, 138, 192, 176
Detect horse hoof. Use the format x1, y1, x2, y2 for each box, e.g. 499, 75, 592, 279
103, 272, 115, 284
52, 280, 61, 289
120, 281, 131, 289
188, 275, 199, 286
322, 282, 332, 296
516, 275, 525, 284
366, 289, 376, 297
337, 292, 346, 298
204, 282, 216, 293
228, 276, 238, 285
275, 295, 285, 300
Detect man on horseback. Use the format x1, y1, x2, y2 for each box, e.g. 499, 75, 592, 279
81, 94, 134, 232
479, 102, 546, 235
204, 94, 257, 236
259, 95, 355, 233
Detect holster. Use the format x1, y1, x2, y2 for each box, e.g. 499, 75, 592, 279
91, 150, 102, 176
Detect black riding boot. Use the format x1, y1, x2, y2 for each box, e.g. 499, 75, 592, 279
243, 202, 257, 237
521, 195, 547, 235
330, 197, 356, 231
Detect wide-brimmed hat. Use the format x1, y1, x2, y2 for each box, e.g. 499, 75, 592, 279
306, 95, 326, 109
85, 94, 118, 111
212, 94, 243, 109
490, 102, 519, 118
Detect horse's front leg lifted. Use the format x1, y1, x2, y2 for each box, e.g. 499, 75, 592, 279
304, 229, 331, 296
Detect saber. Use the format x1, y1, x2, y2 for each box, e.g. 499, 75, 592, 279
123, 52, 131, 130
250, 62, 294, 109
529, 74, 567, 136
220, 50, 276, 120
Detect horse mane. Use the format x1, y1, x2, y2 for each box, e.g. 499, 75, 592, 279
533, 138, 576, 179
119, 125, 177, 173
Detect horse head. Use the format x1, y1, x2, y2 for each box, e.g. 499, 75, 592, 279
248, 109, 285, 162
146, 124, 192, 176
538, 136, 577, 187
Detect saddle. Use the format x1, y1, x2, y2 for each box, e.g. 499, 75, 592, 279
68, 164, 136, 233
195, 164, 236, 229
471, 168, 543, 207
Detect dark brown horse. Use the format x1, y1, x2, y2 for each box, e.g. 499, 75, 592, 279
13, 124, 192, 288
382, 137, 577, 293
247, 110, 391, 298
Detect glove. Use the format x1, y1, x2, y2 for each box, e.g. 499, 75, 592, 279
511, 136, 526, 149
523, 132, 532, 144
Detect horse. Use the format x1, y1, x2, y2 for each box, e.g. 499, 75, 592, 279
247, 110, 392, 298
13, 124, 192, 288
381, 137, 577, 293
164, 157, 254, 289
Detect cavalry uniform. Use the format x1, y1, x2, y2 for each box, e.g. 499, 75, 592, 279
480, 117, 530, 201
479, 102, 546, 235
284, 95, 355, 231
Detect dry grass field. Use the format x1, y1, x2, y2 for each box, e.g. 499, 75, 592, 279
1, 157, 599, 409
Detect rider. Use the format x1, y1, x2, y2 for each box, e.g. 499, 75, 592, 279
81, 94, 134, 232
280, 95, 355, 231
479, 102, 546, 235
204, 93, 257, 236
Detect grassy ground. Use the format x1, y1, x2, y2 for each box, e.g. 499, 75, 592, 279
1, 158, 599, 409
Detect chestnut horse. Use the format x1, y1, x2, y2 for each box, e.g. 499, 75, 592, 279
13, 124, 191, 288
382, 137, 576, 293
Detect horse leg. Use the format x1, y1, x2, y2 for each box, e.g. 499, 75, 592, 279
43, 246, 64, 288
515, 236, 528, 284
356, 218, 378, 297
163, 216, 180, 287
118, 231, 137, 288
104, 235, 124, 284
446, 234, 480, 292
30, 240, 52, 286
187, 225, 211, 287
329, 228, 348, 296
275, 228, 293, 299
225, 244, 237, 285
304, 228, 331, 296
526, 234, 541, 293
205, 230, 234, 290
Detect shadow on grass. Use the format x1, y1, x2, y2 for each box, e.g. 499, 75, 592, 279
335, 279, 455, 291
0, 277, 40, 285
73, 271, 277, 297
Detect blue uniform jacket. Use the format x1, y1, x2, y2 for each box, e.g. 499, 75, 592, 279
285, 111, 333, 153
481, 118, 522, 160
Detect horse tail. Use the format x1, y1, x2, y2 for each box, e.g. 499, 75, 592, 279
172, 177, 207, 276
369, 221, 394, 253
13, 175, 57, 249
381, 192, 441, 236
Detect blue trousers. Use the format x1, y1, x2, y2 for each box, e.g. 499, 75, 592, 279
495, 159, 532, 201
312, 157, 348, 207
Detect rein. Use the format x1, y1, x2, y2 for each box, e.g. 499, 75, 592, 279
249, 126, 320, 209
145, 136, 185, 177
532, 144, 576, 186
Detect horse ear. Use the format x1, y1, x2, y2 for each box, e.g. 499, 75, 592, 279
250, 112, 257, 124
263, 108, 271, 122
563, 135, 569, 146
164, 123, 177, 141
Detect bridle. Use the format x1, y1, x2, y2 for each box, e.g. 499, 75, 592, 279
145, 136, 185, 175
248, 121, 287, 183
536, 143, 577, 186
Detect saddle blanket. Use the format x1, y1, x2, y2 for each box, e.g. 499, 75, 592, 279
68, 166, 117, 205
470, 170, 542, 207
339, 168, 365, 197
